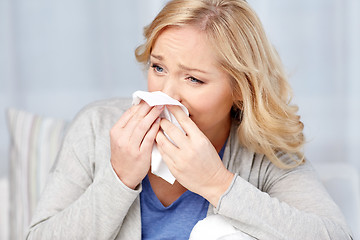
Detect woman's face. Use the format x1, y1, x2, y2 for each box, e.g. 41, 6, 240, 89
147, 26, 233, 146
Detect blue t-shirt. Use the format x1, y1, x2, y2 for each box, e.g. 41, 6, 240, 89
140, 142, 226, 239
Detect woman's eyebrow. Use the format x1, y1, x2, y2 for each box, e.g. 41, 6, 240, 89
150, 54, 163, 60
150, 54, 209, 74
178, 64, 208, 74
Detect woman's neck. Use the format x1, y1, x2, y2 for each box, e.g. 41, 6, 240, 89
208, 118, 232, 153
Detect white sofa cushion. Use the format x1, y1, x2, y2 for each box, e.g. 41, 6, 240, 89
0, 177, 9, 240
6, 108, 68, 240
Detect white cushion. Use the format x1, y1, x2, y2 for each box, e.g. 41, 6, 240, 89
0, 177, 9, 240
6, 108, 68, 240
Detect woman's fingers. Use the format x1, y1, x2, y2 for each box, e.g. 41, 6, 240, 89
124, 102, 152, 131
112, 102, 163, 145
111, 102, 150, 139
141, 117, 161, 153
112, 104, 141, 130
129, 105, 164, 147
158, 105, 202, 150
166, 105, 198, 137
158, 118, 188, 149
156, 129, 179, 156
110, 102, 164, 189
153, 105, 234, 206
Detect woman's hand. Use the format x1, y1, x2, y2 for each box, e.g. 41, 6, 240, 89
155, 105, 234, 207
110, 102, 164, 189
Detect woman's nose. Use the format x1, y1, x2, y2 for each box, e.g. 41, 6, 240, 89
161, 80, 181, 102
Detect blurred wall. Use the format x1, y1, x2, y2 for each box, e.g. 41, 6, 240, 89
1, 0, 359, 178
250, 0, 360, 170
0, 0, 168, 177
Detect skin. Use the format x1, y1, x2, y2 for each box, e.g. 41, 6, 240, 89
110, 25, 234, 207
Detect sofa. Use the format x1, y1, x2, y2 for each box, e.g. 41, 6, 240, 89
1, 108, 359, 239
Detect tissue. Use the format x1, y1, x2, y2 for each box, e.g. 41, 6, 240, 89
132, 90, 189, 184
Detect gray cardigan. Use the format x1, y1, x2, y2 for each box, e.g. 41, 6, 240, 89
27, 98, 352, 240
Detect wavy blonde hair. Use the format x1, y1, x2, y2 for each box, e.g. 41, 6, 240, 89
135, 0, 305, 168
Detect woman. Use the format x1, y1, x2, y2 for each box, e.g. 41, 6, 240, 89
27, 0, 352, 239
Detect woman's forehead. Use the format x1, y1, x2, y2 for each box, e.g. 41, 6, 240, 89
151, 26, 219, 67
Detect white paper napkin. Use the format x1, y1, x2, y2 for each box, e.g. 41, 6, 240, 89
190, 215, 256, 240
132, 90, 189, 184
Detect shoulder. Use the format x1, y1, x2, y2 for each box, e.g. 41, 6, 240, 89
76, 97, 132, 119
65, 97, 132, 140
55, 98, 132, 170
74, 97, 131, 123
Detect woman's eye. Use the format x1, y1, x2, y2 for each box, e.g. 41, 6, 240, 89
188, 76, 204, 84
151, 64, 164, 73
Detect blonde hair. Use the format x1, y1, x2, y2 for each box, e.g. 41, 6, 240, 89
135, 0, 305, 168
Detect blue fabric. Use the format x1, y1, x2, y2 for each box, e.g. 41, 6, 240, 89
218, 140, 226, 160
140, 176, 209, 239
140, 141, 227, 239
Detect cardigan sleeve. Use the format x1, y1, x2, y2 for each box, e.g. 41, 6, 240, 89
215, 160, 353, 240
27, 100, 140, 239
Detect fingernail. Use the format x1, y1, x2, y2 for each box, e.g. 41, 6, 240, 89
156, 105, 164, 110
156, 117, 161, 124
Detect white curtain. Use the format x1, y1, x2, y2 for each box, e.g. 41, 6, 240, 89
1, 0, 359, 177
